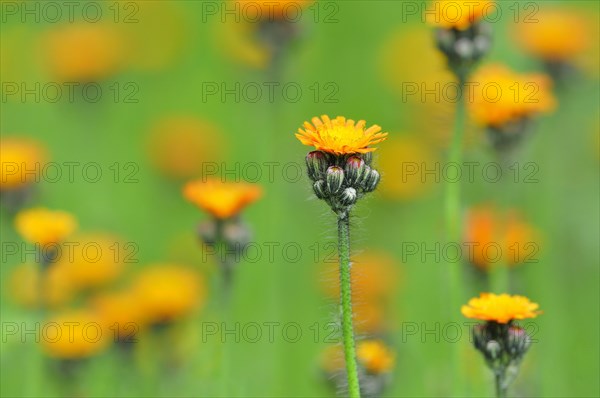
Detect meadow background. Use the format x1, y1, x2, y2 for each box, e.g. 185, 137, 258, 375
1, 1, 599, 397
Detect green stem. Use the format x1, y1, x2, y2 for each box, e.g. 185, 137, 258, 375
445, 78, 467, 395
495, 371, 507, 398
337, 214, 361, 398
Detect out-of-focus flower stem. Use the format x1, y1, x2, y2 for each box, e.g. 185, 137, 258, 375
337, 214, 361, 398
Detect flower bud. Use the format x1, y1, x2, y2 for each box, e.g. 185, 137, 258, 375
345, 156, 366, 186
505, 325, 531, 359
306, 151, 329, 181
339, 187, 357, 207
198, 220, 217, 245
362, 152, 373, 166
362, 169, 381, 193
313, 180, 327, 199
326, 166, 345, 195
223, 221, 251, 249
485, 340, 502, 361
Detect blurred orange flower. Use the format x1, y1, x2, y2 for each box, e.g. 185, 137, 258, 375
356, 340, 395, 374
427, 0, 494, 30
184, 178, 262, 219
296, 116, 388, 155
0, 137, 47, 190
92, 291, 147, 339
461, 293, 541, 324
513, 8, 591, 63
42, 23, 125, 82
147, 116, 225, 180
42, 309, 111, 359
7, 263, 74, 309
15, 208, 77, 246
464, 206, 538, 270
469, 64, 556, 127
132, 264, 205, 324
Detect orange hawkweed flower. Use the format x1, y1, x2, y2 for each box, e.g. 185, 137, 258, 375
427, 0, 494, 30
42, 309, 111, 359
296, 115, 388, 155
356, 340, 395, 374
42, 23, 125, 82
15, 208, 77, 246
469, 64, 556, 127
0, 137, 47, 190
464, 206, 538, 270
183, 178, 262, 219
132, 264, 205, 324
461, 293, 542, 324
513, 8, 591, 63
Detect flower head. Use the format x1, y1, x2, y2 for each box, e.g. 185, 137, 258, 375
357, 340, 395, 374
469, 64, 556, 127
42, 310, 111, 359
15, 208, 77, 246
132, 264, 205, 324
92, 291, 147, 339
0, 137, 47, 190
514, 8, 591, 62
461, 293, 542, 324
183, 178, 262, 219
427, 0, 494, 30
296, 115, 388, 156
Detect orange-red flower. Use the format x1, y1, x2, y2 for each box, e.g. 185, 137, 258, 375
183, 178, 262, 219
461, 293, 542, 324
15, 208, 77, 246
296, 115, 388, 155
356, 340, 395, 374
427, 0, 494, 30
0, 137, 47, 190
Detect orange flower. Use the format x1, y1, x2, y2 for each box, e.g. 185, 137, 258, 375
15, 208, 77, 246
42, 309, 111, 359
92, 291, 147, 339
296, 115, 388, 155
235, 0, 314, 20
513, 8, 591, 62
7, 263, 74, 309
464, 206, 538, 270
147, 116, 225, 179
427, 0, 494, 30
461, 293, 542, 324
0, 137, 47, 190
469, 64, 556, 127
356, 340, 395, 374
183, 178, 262, 219
42, 23, 125, 82
132, 264, 205, 324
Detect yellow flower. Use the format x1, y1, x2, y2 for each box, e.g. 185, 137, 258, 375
42, 22, 125, 82
296, 115, 388, 155
427, 0, 494, 30
235, 0, 314, 20
183, 178, 262, 219
132, 264, 205, 324
147, 116, 226, 179
92, 291, 147, 339
461, 293, 542, 324
0, 137, 47, 190
42, 309, 111, 359
7, 263, 74, 309
464, 206, 538, 270
15, 208, 77, 246
378, 134, 439, 200
469, 64, 556, 127
356, 340, 395, 374
513, 8, 591, 62
53, 233, 126, 291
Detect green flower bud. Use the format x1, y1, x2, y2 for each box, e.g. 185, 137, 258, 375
362, 169, 381, 193
306, 151, 329, 181
313, 180, 327, 199
505, 325, 531, 359
362, 152, 373, 166
339, 187, 357, 207
198, 220, 217, 245
345, 156, 366, 186
326, 166, 345, 195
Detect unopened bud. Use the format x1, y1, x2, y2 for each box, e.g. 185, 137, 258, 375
362, 152, 373, 166
345, 156, 366, 186
339, 187, 357, 207
326, 166, 345, 195
313, 180, 327, 199
362, 169, 381, 193
454, 38, 474, 59
198, 220, 217, 245
223, 222, 251, 249
485, 340, 502, 361
306, 151, 329, 181
505, 325, 531, 359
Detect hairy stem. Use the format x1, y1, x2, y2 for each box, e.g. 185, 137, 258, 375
495, 371, 508, 398
337, 213, 361, 398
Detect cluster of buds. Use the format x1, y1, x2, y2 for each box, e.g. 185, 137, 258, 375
472, 321, 532, 389
306, 151, 381, 216
486, 118, 533, 155
435, 22, 492, 81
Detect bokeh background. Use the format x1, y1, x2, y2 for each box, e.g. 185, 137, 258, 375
1, 1, 598, 397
